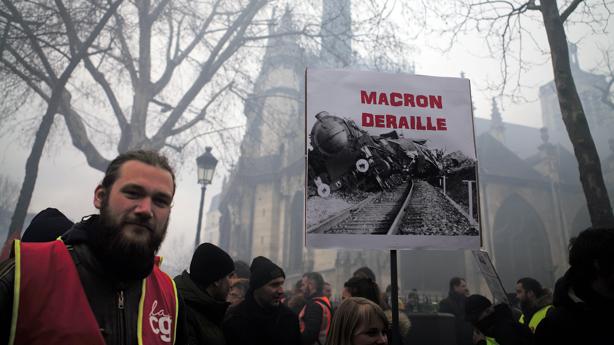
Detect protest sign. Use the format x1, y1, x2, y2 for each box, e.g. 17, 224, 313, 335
472, 250, 509, 304
306, 68, 480, 249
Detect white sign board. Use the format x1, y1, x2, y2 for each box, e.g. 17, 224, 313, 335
306, 68, 480, 249
472, 250, 509, 304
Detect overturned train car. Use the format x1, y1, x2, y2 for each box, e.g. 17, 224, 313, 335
308, 111, 442, 198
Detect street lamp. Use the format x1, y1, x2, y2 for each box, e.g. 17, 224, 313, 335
195, 147, 218, 249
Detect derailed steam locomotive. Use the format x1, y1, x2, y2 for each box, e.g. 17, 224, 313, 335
308, 111, 442, 198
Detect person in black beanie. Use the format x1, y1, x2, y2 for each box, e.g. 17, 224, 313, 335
465, 294, 533, 345
223, 256, 301, 345
21, 208, 74, 242
174, 243, 235, 345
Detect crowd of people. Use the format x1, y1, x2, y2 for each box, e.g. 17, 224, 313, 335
0, 150, 612, 345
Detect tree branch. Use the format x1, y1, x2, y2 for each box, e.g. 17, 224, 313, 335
178, 124, 244, 151
167, 81, 233, 137
526, 0, 541, 11
0, 57, 50, 101
53, 0, 123, 169
560, 0, 584, 23
56, 0, 129, 131
1, 0, 57, 81
151, 0, 266, 144
164, 10, 174, 65
60, 102, 110, 171
151, 0, 221, 95
112, 12, 138, 90
0, 17, 10, 57
137, 0, 152, 86
5, 45, 51, 84
150, 0, 170, 21
595, 75, 614, 110
151, 97, 174, 112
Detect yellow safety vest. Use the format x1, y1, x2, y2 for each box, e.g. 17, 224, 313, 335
519, 305, 552, 333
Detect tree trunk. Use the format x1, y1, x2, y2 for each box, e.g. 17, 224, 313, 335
3, 0, 123, 249
6, 108, 57, 245
540, 0, 614, 228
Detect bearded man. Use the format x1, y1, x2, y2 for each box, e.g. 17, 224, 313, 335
0, 150, 187, 345
515, 277, 553, 333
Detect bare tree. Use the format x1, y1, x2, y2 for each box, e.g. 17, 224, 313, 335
1, 0, 416, 247
0, 0, 122, 244
0, 0, 273, 245
418, 0, 614, 228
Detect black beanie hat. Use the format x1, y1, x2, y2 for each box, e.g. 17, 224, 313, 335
22, 208, 74, 242
465, 294, 492, 323
190, 243, 234, 287
249, 256, 285, 291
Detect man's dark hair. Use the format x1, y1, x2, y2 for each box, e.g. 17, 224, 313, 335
353, 266, 376, 282
101, 150, 176, 195
569, 227, 614, 282
449, 277, 465, 292
517, 277, 544, 297
303, 272, 325, 294
344, 276, 382, 306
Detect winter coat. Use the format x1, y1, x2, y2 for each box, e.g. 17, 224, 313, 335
534, 269, 614, 344
223, 292, 301, 345
299, 293, 332, 345
0, 216, 188, 345
174, 270, 229, 345
519, 290, 553, 333
439, 292, 474, 345
474, 303, 534, 345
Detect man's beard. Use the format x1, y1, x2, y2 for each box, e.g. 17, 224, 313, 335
91, 198, 168, 281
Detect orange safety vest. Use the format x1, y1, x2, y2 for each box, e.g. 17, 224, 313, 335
299, 296, 332, 345
9, 240, 178, 345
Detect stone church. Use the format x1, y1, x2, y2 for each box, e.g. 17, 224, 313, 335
206, 3, 614, 298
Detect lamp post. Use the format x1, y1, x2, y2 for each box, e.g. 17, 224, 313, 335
195, 147, 218, 250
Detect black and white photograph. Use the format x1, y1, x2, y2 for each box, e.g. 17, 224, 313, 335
306, 68, 481, 250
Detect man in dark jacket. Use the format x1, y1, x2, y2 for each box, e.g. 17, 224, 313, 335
175, 243, 234, 345
465, 294, 533, 345
0, 150, 187, 345
438, 277, 473, 345
535, 227, 614, 344
223, 256, 301, 345
299, 272, 332, 345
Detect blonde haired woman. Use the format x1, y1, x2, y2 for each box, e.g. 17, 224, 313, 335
325, 297, 389, 345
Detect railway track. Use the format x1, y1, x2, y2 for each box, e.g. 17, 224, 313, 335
309, 180, 414, 235
308, 179, 478, 236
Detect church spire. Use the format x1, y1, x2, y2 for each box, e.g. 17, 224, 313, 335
490, 98, 505, 142
320, 0, 352, 67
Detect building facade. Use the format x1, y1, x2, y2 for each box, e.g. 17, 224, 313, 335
209, 9, 614, 298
